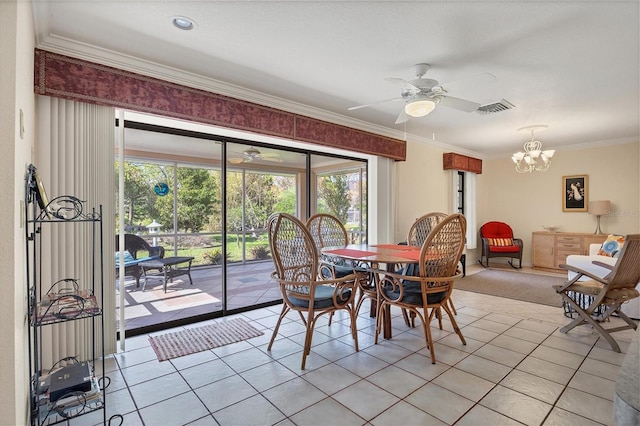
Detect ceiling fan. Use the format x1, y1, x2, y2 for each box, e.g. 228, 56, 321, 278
348, 63, 496, 124
228, 147, 283, 164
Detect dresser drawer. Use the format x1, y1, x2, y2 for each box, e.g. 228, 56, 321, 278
556, 241, 581, 250
556, 235, 581, 243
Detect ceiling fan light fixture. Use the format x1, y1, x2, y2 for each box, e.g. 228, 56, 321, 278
405, 99, 436, 117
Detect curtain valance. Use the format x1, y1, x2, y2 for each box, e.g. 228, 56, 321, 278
34, 49, 405, 161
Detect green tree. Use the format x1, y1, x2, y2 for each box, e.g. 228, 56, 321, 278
318, 174, 351, 223
155, 167, 219, 232
116, 161, 159, 227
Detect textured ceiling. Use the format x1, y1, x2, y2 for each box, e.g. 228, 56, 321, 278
32, 1, 639, 158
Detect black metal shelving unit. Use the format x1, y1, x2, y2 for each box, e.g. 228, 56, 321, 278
24, 164, 121, 426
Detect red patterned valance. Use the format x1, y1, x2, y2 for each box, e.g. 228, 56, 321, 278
34, 49, 405, 161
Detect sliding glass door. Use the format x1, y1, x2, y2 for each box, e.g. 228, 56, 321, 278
224, 143, 306, 311
116, 120, 368, 335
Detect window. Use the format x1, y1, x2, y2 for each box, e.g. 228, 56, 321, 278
456, 171, 465, 214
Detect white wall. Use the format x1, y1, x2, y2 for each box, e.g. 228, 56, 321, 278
0, 0, 35, 424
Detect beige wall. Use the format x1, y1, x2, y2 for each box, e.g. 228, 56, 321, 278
395, 139, 640, 267
394, 139, 453, 243
476, 141, 639, 265
0, 1, 36, 424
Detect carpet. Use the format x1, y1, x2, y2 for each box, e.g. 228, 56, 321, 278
149, 318, 264, 361
454, 269, 565, 307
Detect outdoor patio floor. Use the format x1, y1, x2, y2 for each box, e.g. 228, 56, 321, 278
116, 260, 281, 333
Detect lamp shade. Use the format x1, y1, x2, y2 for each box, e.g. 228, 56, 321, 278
589, 200, 611, 216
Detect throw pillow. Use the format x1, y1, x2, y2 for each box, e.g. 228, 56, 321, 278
487, 238, 513, 246
598, 234, 625, 258
115, 250, 135, 264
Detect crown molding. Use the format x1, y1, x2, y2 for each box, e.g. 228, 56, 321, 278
36, 35, 406, 142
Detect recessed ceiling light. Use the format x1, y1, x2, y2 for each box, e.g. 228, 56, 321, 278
172, 16, 195, 30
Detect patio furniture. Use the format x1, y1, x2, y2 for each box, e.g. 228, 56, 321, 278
139, 256, 194, 293
115, 234, 165, 287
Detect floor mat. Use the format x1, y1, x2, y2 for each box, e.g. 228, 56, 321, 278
149, 317, 264, 361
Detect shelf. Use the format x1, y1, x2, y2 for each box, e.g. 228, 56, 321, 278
32, 291, 102, 326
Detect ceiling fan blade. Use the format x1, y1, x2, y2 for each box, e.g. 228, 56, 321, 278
228, 157, 245, 164
395, 110, 410, 124
348, 97, 404, 111
437, 95, 481, 112
384, 77, 419, 92
437, 72, 497, 92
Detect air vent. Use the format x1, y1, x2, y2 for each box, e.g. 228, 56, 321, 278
476, 99, 515, 114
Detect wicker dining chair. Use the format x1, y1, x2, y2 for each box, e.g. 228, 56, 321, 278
375, 213, 467, 363
556, 234, 640, 353
306, 213, 375, 320
406, 212, 458, 321
267, 213, 360, 369
406, 212, 447, 247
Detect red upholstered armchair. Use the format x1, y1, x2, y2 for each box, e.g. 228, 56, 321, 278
479, 221, 523, 269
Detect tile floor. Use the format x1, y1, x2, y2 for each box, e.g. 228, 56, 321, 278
86, 265, 635, 425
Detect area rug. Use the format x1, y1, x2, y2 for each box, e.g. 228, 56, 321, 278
149, 318, 264, 361
454, 269, 565, 307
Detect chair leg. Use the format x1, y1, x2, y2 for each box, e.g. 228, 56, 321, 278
448, 298, 457, 315
268, 305, 290, 351
559, 296, 625, 353
348, 308, 359, 352
416, 308, 436, 364
442, 303, 466, 346
301, 310, 317, 370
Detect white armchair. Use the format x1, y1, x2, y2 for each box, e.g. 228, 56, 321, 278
565, 244, 617, 282
565, 243, 639, 319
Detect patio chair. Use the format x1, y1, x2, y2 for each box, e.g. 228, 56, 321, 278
375, 213, 467, 363
556, 234, 640, 352
267, 213, 359, 369
306, 213, 374, 320
115, 234, 165, 287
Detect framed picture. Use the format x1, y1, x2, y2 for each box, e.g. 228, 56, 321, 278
562, 175, 588, 212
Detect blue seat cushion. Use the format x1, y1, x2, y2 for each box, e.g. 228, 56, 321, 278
320, 264, 354, 279
116, 253, 160, 268
289, 285, 353, 309
381, 262, 447, 305
381, 281, 447, 305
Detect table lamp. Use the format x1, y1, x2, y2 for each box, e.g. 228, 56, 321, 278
589, 200, 611, 235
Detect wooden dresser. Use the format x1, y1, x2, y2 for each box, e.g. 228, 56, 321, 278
532, 232, 607, 272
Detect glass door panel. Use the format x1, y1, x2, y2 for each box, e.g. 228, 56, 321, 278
117, 126, 222, 334
225, 143, 306, 311
310, 155, 367, 244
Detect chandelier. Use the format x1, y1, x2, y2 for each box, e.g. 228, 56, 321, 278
511, 125, 555, 173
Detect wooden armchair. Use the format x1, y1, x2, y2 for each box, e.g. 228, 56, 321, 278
479, 221, 523, 269
556, 234, 640, 352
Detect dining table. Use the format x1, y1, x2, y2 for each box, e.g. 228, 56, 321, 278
321, 243, 422, 339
